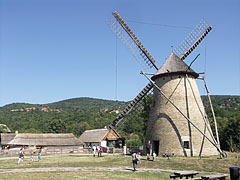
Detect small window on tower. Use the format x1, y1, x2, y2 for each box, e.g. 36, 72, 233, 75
184, 141, 190, 149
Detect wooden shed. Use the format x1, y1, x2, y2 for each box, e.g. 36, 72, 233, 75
79, 128, 121, 148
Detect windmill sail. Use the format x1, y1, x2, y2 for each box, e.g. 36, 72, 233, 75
107, 12, 158, 70
173, 19, 212, 61
107, 11, 158, 130
109, 82, 153, 129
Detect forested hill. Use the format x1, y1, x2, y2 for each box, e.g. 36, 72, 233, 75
49, 97, 128, 111
1, 95, 238, 113
0, 95, 239, 151
201, 95, 240, 107
0, 97, 128, 112
0, 97, 128, 137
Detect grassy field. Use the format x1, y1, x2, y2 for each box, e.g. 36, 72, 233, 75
0, 152, 239, 179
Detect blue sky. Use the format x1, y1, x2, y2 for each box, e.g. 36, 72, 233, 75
0, 0, 239, 106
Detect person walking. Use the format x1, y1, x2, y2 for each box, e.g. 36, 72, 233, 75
30, 152, 34, 164
152, 151, 156, 161
123, 144, 127, 156
136, 152, 141, 164
146, 140, 152, 161
92, 145, 96, 157
38, 150, 41, 162
99, 146, 103, 157
97, 145, 100, 157
17, 148, 24, 165
132, 152, 138, 171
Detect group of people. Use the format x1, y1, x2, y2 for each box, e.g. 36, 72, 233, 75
92, 145, 108, 157
146, 140, 156, 161
17, 142, 157, 171
17, 141, 156, 171
131, 140, 157, 171
17, 148, 42, 165
131, 152, 141, 171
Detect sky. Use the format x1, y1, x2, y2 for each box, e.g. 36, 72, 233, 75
0, 0, 239, 107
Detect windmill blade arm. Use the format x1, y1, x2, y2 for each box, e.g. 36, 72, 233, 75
109, 82, 153, 129
173, 19, 212, 61
180, 26, 211, 60
107, 12, 158, 70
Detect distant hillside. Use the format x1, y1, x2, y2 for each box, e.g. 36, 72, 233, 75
0, 97, 129, 135
202, 95, 240, 106
47, 97, 128, 111
2, 95, 239, 112
0, 103, 38, 111
0, 97, 128, 112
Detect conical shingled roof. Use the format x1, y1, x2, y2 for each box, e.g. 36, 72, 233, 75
152, 52, 199, 80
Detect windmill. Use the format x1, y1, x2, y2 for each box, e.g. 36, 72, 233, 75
107, 12, 223, 157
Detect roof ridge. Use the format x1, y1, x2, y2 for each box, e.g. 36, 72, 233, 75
85, 128, 108, 132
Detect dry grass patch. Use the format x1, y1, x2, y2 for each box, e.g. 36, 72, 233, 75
0, 171, 170, 180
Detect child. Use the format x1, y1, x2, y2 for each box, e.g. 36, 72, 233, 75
152, 151, 157, 161
30, 152, 34, 164
38, 151, 41, 162
136, 152, 141, 164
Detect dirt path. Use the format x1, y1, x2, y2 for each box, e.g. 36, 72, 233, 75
0, 166, 176, 174
0, 154, 91, 161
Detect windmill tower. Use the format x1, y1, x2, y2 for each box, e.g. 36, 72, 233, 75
145, 53, 218, 156
107, 12, 223, 157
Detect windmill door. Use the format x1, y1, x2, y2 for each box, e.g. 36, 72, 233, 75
153, 140, 159, 156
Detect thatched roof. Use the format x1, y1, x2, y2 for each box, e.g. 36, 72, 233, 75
0, 133, 16, 145
1, 133, 84, 146
79, 128, 109, 143
152, 52, 199, 80
79, 128, 120, 143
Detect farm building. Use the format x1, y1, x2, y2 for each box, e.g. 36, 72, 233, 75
79, 128, 121, 148
0, 133, 84, 154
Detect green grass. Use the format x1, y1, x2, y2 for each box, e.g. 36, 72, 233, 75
0, 152, 239, 179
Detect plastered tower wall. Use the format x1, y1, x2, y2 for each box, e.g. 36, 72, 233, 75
145, 74, 219, 156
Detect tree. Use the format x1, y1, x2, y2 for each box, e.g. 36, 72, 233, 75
0, 126, 6, 133
73, 122, 91, 137
126, 133, 142, 147
141, 94, 153, 137
24, 128, 42, 133
223, 117, 240, 151
47, 119, 66, 133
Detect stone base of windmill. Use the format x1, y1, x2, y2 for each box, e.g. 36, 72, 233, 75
145, 72, 219, 157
